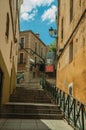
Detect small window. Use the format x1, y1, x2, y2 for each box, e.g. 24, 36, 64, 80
16, 0, 18, 11
10, 42, 12, 59
20, 37, 24, 49
35, 42, 37, 52
69, 40, 73, 63
0, 68, 3, 87
35, 57, 37, 67
29, 65, 33, 71
70, 0, 73, 22
79, 0, 81, 6
39, 44, 40, 55
5, 13, 10, 39
20, 53, 23, 63
41, 48, 43, 57
83, 37, 85, 45
61, 18, 64, 41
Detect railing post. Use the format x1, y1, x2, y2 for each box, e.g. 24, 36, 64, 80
60, 90, 61, 108
81, 104, 84, 130
73, 99, 76, 127
54, 87, 57, 104
56, 89, 59, 105
68, 95, 70, 124
63, 92, 65, 113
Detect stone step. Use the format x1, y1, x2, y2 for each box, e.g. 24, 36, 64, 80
10, 88, 53, 103
1, 102, 63, 119
10, 95, 51, 99
10, 89, 49, 98
2, 102, 60, 109
10, 98, 52, 103
0, 113, 63, 119
2, 103, 61, 114
1, 87, 64, 120
2, 108, 61, 114
10, 100, 52, 103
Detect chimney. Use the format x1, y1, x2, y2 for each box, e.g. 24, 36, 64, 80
36, 33, 40, 38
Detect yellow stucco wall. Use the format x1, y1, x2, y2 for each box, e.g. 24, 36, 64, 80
0, 51, 10, 104
0, 51, 17, 105
56, 0, 86, 104
0, 0, 21, 104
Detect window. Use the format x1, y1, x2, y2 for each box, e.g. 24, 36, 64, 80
69, 40, 73, 63
0, 68, 3, 97
5, 13, 10, 39
61, 18, 64, 41
35, 57, 37, 67
39, 44, 40, 55
10, 42, 12, 59
20, 53, 23, 63
79, 0, 81, 6
20, 37, 24, 49
41, 48, 43, 57
35, 42, 37, 52
70, 0, 73, 22
16, 0, 18, 11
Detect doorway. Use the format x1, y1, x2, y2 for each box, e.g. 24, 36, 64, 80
33, 72, 35, 78
0, 68, 3, 106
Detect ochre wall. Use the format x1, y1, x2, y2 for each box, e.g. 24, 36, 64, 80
57, 0, 86, 104
10, 62, 16, 95
0, 52, 10, 105
0, 52, 17, 105
0, 0, 20, 104
56, 46, 86, 104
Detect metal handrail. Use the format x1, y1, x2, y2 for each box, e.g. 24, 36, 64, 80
16, 73, 24, 83
42, 80, 86, 130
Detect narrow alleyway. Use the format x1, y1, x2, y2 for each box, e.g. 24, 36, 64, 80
0, 79, 73, 130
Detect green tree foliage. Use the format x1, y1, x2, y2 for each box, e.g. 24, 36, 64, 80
48, 40, 57, 53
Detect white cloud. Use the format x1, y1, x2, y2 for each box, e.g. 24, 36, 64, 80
41, 5, 57, 23
29, 10, 38, 20
21, 9, 38, 21
21, 13, 29, 21
21, 0, 54, 13
20, 0, 54, 21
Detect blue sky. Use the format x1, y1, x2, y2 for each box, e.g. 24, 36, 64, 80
20, 0, 57, 45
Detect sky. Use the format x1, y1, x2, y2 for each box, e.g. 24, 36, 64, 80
20, 0, 57, 45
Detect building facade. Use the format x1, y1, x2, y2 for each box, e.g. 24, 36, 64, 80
45, 52, 56, 78
56, 0, 86, 104
18, 31, 47, 82
0, 0, 23, 105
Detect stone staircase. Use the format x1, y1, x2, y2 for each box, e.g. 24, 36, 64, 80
9, 87, 52, 103
0, 84, 64, 119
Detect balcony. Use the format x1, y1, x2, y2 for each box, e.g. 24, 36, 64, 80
18, 59, 26, 64
19, 42, 24, 50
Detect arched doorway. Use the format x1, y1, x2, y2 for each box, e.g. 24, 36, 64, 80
0, 68, 3, 106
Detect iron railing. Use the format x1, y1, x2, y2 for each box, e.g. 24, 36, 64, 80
42, 80, 86, 130
16, 73, 24, 83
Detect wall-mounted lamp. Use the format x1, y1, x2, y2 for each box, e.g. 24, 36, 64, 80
49, 27, 57, 38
